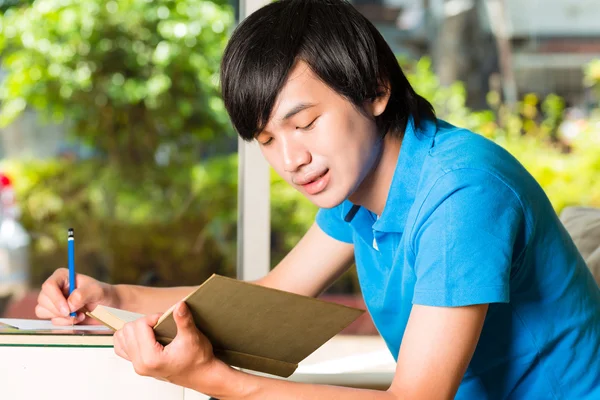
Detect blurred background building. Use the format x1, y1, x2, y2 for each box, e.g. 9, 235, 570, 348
352, 0, 600, 109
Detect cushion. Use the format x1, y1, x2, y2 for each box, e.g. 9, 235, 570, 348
559, 206, 600, 285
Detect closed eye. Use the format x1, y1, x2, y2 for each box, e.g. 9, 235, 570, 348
260, 137, 273, 146
298, 117, 318, 131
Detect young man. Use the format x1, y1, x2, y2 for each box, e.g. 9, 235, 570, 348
36, 0, 600, 398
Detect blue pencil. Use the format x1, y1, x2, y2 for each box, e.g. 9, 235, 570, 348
68, 228, 76, 317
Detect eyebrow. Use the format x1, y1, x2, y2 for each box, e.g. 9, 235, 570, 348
280, 102, 317, 121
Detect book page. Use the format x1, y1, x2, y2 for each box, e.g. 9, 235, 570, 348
97, 306, 145, 323
0, 318, 110, 331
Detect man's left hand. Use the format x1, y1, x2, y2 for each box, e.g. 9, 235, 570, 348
113, 302, 223, 389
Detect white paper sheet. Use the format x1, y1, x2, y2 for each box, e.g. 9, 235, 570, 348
0, 318, 110, 331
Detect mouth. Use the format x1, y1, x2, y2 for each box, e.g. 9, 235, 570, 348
300, 169, 330, 195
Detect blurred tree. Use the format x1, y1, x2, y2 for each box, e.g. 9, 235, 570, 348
0, 0, 32, 14
426, 0, 500, 110
0, 0, 234, 171
0, 0, 238, 286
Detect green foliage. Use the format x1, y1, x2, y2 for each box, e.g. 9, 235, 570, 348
0, 158, 236, 285
0, 0, 234, 167
0, 0, 33, 13
402, 57, 497, 134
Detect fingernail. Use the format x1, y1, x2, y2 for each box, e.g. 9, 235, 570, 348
77, 313, 86, 322
177, 303, 187, 316
61, 305, 70, 316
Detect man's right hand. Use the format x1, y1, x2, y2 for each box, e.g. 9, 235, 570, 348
35, 268, 118, 326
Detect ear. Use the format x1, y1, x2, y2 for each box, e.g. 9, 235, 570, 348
366, 83, 391, 118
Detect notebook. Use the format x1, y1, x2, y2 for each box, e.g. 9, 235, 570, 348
0, 318, 114, 347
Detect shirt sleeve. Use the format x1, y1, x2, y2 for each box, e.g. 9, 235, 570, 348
410, 168, 526, 307
315, 201, 354, 244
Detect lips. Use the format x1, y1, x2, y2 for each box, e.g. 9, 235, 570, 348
298, 169, 330, 195
296, 169, 329, 186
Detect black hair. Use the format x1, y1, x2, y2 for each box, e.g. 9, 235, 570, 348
220, 0, 435, 141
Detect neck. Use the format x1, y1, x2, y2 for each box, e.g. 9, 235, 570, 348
349, 134, 402, 216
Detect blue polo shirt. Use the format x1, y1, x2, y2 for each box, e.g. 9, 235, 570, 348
316, 118, 600, 398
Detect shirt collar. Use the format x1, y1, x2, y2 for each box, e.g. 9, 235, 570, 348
343, 116, 437, 233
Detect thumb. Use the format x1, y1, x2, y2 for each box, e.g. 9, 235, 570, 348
66, 288, 89, 313
67, 283, 103, 312
173, 302, 197, 336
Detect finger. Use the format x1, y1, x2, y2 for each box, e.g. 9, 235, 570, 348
40, 271, 71, 317
50, 267, 72, 292
173, 302, 198, 339
35, 305, 61, 320
113, 331, 130, 361
114, 343, 130, 361
66, 283, 104, 314
144, 313, 162, 328
119, 323, 157, 377
123, 323, 143, 366
50, 313, 85, 326
36, 292, 65, 318
36, 305, 86, 324
133, 317, 162, 353
60, 271, 93, 297
129, 318, 164, 371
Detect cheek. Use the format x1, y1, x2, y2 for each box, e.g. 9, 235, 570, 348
329, 124, 378, 172
342, 146, 372, 186
334, 134, 381, 196
260, 147, 293, 183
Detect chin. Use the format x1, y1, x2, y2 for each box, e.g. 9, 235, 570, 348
305, 191, 346, 209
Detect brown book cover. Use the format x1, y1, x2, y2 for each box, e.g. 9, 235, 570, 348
88, 274, 364, 377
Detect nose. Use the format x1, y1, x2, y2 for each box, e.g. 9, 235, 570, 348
282, 136, 311, 172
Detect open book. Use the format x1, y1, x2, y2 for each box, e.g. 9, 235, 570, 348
87, 274, 364, 377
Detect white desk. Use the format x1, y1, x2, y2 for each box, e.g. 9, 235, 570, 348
0, 335, 395, 399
